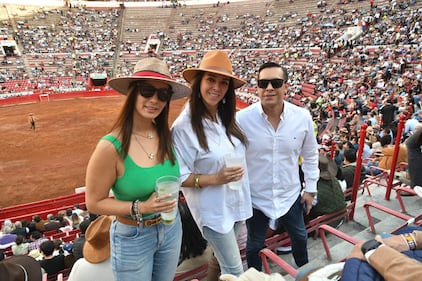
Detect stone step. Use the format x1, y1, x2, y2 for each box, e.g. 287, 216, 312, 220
269, 183, 422, 280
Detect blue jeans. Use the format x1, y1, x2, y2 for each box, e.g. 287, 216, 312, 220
366, 160, 382, 176
110, 213, 182, 281
203, 221, 244, 276
246, 195, 308, 270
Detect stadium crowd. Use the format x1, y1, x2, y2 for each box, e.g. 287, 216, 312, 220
0, 0, 422, 280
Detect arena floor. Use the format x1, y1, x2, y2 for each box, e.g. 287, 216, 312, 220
0, 96, 187, 208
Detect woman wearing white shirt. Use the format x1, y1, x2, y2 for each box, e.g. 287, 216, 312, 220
172, 50, 252, 277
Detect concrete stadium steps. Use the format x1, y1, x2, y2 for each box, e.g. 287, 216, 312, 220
267, 183, 422, 280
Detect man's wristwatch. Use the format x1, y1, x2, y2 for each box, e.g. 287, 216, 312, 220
361, 239, 383, 262
361, 239, 382, 254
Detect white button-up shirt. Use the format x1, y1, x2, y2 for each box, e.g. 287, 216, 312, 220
237, 101, 319, 219
172, 105, 252, 234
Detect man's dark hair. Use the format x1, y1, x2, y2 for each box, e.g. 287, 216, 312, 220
15, 235, 25, 245
79, 219, 91, 235
258, 62, 288, 80
40, 240, 55, 256
31, 231, 41, 240
344, 148, 357, 163
380, 135, 392, 147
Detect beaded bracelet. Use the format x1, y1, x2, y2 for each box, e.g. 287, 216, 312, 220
131, 199, 143, 225
402, 233, 417, 250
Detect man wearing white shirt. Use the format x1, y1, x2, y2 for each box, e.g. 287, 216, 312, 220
237, 62, 319, 270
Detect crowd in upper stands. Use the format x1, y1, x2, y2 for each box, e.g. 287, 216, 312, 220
0, 2, 421, 279
1, 1, 419, 130
0, 0, 420, 171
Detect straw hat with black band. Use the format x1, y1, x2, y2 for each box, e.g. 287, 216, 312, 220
83, 215, 112, 264
182, 50, 246, 89
108, 57, 191, 100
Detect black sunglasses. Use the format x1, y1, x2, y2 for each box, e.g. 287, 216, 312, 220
138, 83, 173, 102
257, 79, 285, 89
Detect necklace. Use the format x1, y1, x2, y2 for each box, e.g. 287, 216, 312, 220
134, 134, 156, 160
134, 131, 154, 139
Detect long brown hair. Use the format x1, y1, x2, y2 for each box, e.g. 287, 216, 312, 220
110, 82, 176, 164
189, 72, 247, 152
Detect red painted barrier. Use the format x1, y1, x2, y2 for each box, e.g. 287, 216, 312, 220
0, 90, 119, 107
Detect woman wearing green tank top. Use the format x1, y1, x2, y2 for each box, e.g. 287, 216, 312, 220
85, 57, 191, 281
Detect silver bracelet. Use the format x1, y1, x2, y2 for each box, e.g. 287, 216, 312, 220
131, 199, 143, 225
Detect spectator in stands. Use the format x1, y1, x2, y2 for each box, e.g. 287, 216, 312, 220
333, 141, 344, 166
378, 136, 408, 172
11, 221, 28, 237
12, 234, 29, 256
175, 193, 213, 278
379, 126, 395, 145
67, 215, 114, 281
64, 209, 73, 225
44, 214, 63, 232
379, 99, 396, 129
78, 204, 90, 219
403, 111, 421, 138
172, 50, 251, 277
72, 203, 83, 216
338, 148, 367, 192
71, 213, 82, 229
52, 239, 64, 256
1, 219, 15, 234
237, 62, 319, 270
32, 215, 47, 233
85, 57, 190, 281
365, 134, 396, 176
38, 240, 66, 276
72, 219, 91, 261
26, 221, 37, 237
306, 154, 346, 227
405, 126, 422, 188
28, 230, 48, 252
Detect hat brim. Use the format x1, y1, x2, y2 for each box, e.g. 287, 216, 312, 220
4, 256, 43, 281
182, 68, 246, 89
108, 76, 191, 100
83, 239, 110, 264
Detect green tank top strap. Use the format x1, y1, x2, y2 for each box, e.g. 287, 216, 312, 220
102, 134, 122, 154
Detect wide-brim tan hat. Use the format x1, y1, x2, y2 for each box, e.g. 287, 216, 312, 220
108, 57, 191, 100
83, 215, 112, 264
182, 50, 246, 89
319, 153, 338, 180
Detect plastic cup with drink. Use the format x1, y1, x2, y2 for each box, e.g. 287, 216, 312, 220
155, 175, 180, 224
224, 153, 244, 190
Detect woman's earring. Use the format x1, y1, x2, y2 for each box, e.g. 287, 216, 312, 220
222, 98, 226, 104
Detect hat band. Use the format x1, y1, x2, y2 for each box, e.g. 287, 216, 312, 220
200, 66, 233, 76
133, 71, 173, 81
